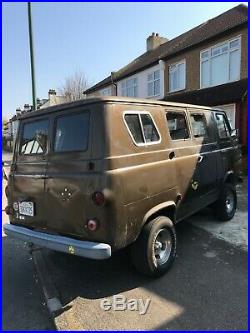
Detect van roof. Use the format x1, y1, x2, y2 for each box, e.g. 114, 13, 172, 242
19, 96, 221, 120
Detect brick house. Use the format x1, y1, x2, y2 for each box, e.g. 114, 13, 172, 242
84, 4, 248, 150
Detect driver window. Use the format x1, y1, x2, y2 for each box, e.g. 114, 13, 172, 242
215, 113, 231, 139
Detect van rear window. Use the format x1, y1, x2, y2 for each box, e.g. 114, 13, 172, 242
54, 112, 89, 153
20, 119, 49, 155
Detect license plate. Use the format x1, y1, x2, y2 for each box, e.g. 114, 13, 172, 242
18, 202, 34, 217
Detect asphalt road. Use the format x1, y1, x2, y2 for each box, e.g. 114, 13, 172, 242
2, 235, 55, 330
46, 222, 247, 330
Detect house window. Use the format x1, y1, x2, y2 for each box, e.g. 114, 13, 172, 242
147, 70, 160, 97
169, 60, 186, 92
124, 112, 160, 145
121, 78, 138, 97
200, 37, 241, 88
100, 87, 111, 96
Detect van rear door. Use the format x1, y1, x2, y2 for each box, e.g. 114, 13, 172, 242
44, 108, 93, 237
10, 116, 49, 230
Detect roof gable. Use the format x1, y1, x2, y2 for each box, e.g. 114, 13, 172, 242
85, 4, 248, 94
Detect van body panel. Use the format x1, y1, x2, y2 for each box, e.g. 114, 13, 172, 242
9, 115, 49, 230
6, 97, 241, 252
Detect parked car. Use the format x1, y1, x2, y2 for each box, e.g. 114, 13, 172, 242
4, 97, 241, 277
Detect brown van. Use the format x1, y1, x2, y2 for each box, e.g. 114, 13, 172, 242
4, 97, 241, 277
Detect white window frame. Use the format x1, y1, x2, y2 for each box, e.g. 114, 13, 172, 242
123, 111, 161, 147
147, 69, 160, 97
169, 59, 186, 93
121, 78, 138, 97
200, 36, 241, 89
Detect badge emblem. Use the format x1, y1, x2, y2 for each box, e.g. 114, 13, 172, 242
191, 180, 199, 190
68, 245, 75, 255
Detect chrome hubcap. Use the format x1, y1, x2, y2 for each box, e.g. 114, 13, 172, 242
154, 228, 172, 266
225, 191, 234, 214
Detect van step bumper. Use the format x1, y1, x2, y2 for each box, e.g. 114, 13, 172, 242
3, 224, 111, 260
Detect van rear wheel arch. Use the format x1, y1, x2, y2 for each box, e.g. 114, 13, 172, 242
128, 203, 176, 247
143, 202, 177, 227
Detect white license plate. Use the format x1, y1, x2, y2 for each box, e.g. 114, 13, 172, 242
18, 202, 34, 217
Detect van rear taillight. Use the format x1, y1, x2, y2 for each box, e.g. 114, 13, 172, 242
86, 219, 99, 231
92, 192, 105, 206
5, 206, 13, 215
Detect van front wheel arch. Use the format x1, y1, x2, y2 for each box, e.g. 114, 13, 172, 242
130, 216, 177, 277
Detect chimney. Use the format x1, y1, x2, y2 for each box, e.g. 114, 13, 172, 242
146, 32, 168, 51
24, 103, 31, 111
16, 108, 21, 115
48, 89, 56, 97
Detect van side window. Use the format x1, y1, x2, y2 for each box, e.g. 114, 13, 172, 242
190, 114, 208, 138
54, 112, 89, 152
140, 114, 160, 142
124, 114, 144, 144
20, 119, 49, 155
166, 112, 190, 140
215, 113, 231, 139
124, 113, 160, 145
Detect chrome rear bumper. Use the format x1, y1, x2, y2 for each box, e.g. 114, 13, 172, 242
3, 224, 111, 260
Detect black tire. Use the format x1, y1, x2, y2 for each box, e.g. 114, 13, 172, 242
130, 216, 177, 277
215, 183, 237, 221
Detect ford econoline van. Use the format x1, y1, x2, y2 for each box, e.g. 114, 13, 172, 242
4, 97, 241, 277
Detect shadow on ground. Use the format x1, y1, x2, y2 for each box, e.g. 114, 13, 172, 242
44, 220, 247, 330
2, 236, 55, 330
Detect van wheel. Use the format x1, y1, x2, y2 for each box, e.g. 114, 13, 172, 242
215, 183, 237, 221
130, 216, 176, 277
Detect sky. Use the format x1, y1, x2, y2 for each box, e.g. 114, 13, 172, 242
2, 1, 248, 119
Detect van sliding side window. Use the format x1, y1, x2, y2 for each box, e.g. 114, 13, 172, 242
166, 112, 190, 140
124, 113, 160, 145
190, 114, 208, 138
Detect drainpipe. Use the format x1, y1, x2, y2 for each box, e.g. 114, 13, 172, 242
111, 72, 117, 96
240, 89, 248, 151
158, 59, 165, 100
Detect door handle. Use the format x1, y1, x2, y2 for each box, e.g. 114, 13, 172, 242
197, 155, 203, 163
169, 151, 175, 160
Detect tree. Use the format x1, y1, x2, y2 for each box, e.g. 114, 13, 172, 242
2, 117, 9, 151
59, 71, 89, 102
2, 117, 8, 130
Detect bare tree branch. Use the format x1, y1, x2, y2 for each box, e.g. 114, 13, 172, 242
59, 71, 89, 102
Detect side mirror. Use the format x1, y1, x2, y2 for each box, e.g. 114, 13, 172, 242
231, 129, 238, 137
